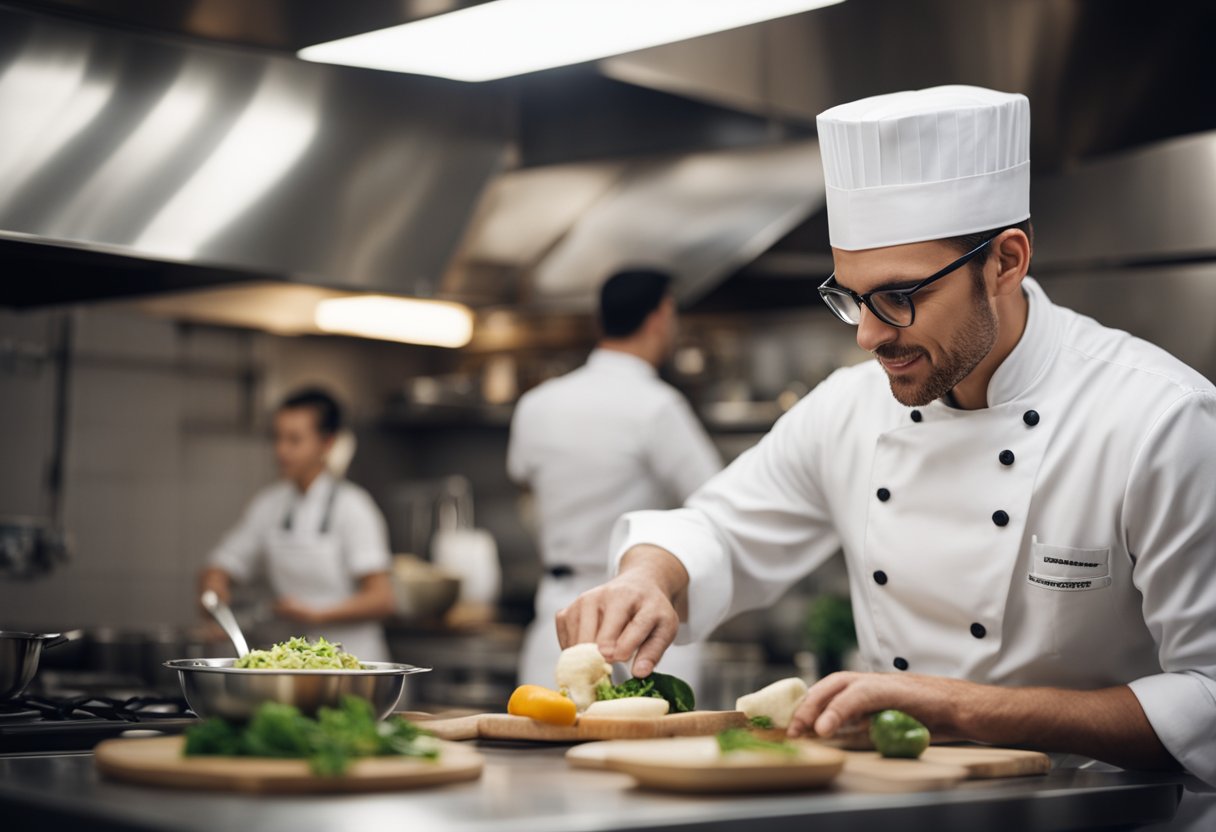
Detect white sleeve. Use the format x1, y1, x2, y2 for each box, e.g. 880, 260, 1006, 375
645, 393, 722, 503
206, 494, 268, 582
610, 382, 841, 644
1123, 391, 1216, 787
506, 394, 533, 485
338, 488, 393, 578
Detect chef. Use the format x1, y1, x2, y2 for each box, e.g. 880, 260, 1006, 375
198, 388, 396, 660
509, 269, 721, 688
557, 87, 1216, 793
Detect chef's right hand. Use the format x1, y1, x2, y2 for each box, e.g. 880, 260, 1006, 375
555, 544, 690, 678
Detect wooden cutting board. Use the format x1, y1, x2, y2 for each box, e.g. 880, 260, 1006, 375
405, 710, 748, 742
568, 739, 1049, 793
567, 736, 845, 793
94, 735, 484, 794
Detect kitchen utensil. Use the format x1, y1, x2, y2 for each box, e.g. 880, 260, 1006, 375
409, 710, 748, 742
0, 630, 71, 701
200, 590, 249, 658
390, 555, 462, 621
570, 735, 846, 794
165, 658, 430, 721
430, 477, 500, 605
95, 735, 483, 793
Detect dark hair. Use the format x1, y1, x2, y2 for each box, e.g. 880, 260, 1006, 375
598, 268, 673, 338
949, 217, 1034, 268
278, 388, 342, 437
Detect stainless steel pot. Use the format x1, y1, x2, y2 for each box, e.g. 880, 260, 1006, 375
0, 631, 69, 701
164, 658, 430, 721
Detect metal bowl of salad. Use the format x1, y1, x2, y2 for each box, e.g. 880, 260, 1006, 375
166, 637, 430, 721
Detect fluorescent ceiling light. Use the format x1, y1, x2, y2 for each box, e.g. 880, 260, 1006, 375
298, 0, 846, 82
315, 295, 474, 348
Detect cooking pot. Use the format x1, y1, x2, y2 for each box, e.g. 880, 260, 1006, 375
0, 631, 70, 701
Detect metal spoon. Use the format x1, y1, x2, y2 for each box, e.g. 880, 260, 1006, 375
200, 589, 250, 658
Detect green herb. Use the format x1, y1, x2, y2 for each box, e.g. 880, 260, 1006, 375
748, 715, 775, 729
869, 709, 930, 759
183, 696, 439, 776
594, 671, 696, 714
716, 728, 798, 757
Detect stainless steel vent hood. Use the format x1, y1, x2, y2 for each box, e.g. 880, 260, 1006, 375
0, 4, 510, 307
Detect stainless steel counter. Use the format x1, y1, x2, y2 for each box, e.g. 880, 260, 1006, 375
0, 744, 1184, 832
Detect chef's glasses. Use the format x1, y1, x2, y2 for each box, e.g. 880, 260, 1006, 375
817, 233, 998, 328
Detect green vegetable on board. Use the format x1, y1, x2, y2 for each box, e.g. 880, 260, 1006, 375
594, 671, 696, 714
716, 728, 798, 758
748, 715, 775, 729
183, 696, 439, 776
234, 636, 364, 670
869, 709, 930, 759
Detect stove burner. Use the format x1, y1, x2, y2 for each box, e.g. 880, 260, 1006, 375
13, 694, 194, 721
0, 693, 198, 754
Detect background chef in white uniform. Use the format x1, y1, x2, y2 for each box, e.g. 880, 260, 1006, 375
199, 388, 396, 660
508, 269, 721, 688
557, 87, 1216, 799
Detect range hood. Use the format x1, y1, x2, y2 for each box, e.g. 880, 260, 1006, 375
0, 4, 510, 307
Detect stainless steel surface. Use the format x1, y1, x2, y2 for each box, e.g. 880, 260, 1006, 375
449, 140, 825, 311
0, 630, 64, 701
0, 4, 508, 306
1031, 131, 1216, 269
601, 0, 1216, 172
199, 590, 249, 658
166, 658, 430, 721
0, 744, 1189, 832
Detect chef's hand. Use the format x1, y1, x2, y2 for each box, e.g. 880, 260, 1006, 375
556, 545, 690, 678
273, 596, 324, 625
788, 671, 974, 739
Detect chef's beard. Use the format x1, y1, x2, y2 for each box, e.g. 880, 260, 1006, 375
876, 275, 999, 407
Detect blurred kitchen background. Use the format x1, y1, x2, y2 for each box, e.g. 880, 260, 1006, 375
2, 0, 1215, 710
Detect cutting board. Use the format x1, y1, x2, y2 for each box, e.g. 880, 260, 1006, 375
94, 735, 484, 794
568, 739, 1050, 793
567, 736, 845, 793
405, 710, 748, 742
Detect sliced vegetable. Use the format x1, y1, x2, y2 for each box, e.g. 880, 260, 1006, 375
716, 728, 798, 758
508, 684, 578, 726
183, 696, 439, 776
735, 677, 808, 730
234, 636, 363, 670
869, 709, 930, 759
583, 697, 669, 718
555, 643, 612, 712
596, 672, 695, 714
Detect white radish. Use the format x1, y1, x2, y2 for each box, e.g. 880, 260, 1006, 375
735, 677, 809, 729
583, 697, 670, 718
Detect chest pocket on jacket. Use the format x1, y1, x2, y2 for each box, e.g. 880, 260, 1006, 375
1027, 535, 1111, 592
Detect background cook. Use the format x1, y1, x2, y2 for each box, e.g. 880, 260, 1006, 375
508, 269, 721, 689
198, 387, 396, 660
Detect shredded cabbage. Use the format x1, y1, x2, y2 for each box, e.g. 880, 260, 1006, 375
234, 636, 365, 670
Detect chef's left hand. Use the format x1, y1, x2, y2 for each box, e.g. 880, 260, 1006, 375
273, 596, 325, 624
788, 671, 978, 739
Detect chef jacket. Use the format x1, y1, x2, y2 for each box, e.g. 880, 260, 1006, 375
508, 348, 721, 574
509, 348, 721, 687
207, 471, 393, 660
610, 278, 1216, 786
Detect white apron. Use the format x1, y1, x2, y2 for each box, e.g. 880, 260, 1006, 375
264, 480, 389, 662
518, 570, 702, 690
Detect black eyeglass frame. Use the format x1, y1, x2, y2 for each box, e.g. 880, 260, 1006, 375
817, 232, 1000, 328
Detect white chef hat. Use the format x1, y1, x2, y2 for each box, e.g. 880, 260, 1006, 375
816, 85, 1030, 251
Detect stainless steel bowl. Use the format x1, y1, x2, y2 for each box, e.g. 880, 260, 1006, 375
1, 631, 68, 702
165, 658, 431, 721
